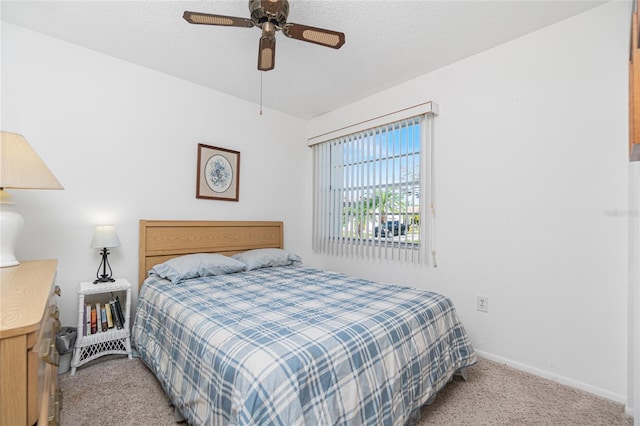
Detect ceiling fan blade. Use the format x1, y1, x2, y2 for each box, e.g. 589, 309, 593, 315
258, 37, 276, 71
183, 11, 254, 28
282, 23, 345, 49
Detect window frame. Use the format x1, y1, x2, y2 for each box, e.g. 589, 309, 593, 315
309, 102, 438, 265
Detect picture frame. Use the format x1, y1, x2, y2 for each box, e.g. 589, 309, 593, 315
196, 143, 240, 201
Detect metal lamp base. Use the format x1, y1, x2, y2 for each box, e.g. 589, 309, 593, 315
93, 247, 115, 284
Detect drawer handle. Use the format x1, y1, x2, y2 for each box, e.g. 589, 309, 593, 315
41, 339, 59, 367
54, 285, 61, 297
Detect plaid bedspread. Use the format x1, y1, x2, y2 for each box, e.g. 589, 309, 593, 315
132, 266, 476, 425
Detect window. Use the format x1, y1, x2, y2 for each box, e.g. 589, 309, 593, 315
311, 109, 436, 265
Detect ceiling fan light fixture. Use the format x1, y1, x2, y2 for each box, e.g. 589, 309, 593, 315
262, 21, 276, 38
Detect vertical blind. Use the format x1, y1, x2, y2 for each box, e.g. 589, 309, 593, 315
312, 113, 435, 265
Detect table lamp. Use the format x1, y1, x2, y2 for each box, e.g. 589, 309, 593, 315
0, 131, 64, 267
90, 225, 121, 284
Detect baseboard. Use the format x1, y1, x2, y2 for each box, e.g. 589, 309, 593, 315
475, 350, 627, 405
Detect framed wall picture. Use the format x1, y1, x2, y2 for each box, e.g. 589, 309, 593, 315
196, 143, 240, 201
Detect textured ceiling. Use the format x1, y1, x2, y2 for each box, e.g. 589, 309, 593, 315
1, 0, 608, 119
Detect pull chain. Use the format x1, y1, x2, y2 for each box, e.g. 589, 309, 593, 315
260, 72, 263, 116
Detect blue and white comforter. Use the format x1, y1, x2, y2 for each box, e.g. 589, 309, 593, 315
132, 266, 477, 425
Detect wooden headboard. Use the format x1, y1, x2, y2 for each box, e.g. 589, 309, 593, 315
138, 220, 283, 287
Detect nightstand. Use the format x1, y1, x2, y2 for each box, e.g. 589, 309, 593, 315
70, 278, 132, 375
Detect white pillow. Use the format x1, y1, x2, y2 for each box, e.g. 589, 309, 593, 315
232, 248, 302, 271
149, 253, 246, 283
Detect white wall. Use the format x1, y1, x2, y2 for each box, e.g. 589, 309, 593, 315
1, 0, 632, 407
1, 22, 312, 327
308, 1, 631, 402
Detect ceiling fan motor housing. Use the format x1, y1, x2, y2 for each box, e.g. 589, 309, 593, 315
249, 0, 289, 28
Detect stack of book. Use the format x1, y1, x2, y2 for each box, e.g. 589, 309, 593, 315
83, 296, 126, 336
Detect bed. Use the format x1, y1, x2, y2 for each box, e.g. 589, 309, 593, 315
132, 220, 477, 425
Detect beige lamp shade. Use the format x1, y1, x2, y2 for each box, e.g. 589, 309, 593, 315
90, 225, 121, 249
0, 131, 64, 190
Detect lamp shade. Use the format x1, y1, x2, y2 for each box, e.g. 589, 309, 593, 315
0, 131, 64, 190
90, 225, 121, 249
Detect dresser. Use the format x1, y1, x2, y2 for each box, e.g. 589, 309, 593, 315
0, 260, 61, 426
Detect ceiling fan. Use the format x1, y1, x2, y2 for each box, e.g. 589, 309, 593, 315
183, 0, 346, 72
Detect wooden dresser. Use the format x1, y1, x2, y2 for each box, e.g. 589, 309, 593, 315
0, 260, 61, 426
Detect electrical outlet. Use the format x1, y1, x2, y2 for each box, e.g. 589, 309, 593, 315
477, 295, 489, 313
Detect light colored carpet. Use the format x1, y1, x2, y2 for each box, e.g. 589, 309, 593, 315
60, 356, 632, 425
